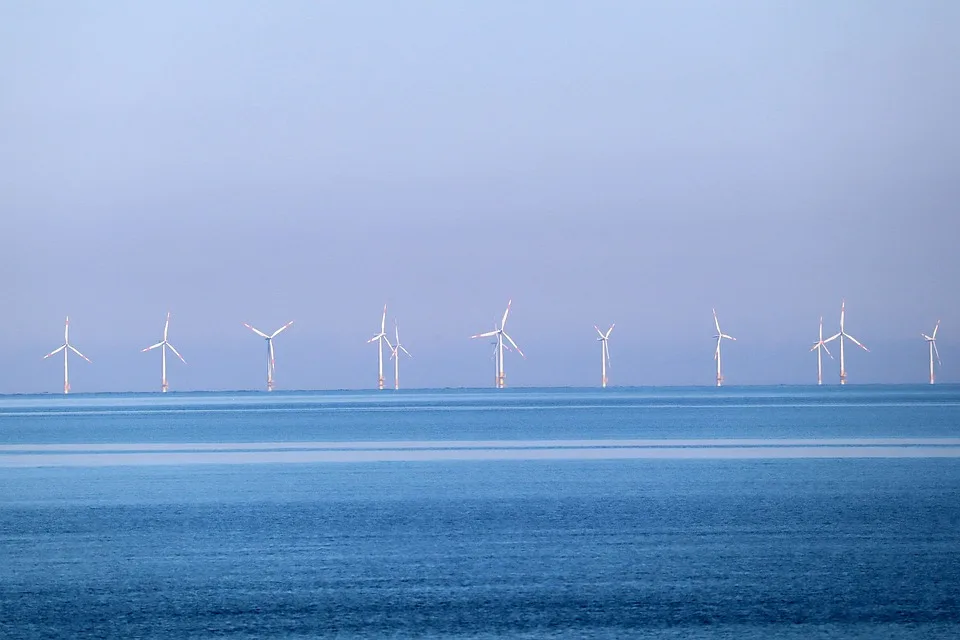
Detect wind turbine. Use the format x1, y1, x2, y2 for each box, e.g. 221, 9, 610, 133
595, 324, 614, 388
388, 320, 413, 390
712, 309, 736, 387
922, 320, 941, 384
471, 300, 524, 388
141, 312, 186, 392
244, 320, 294, 391
809, 316, 833, 385
43, 316, 91, 394
823, 299, 869, 385
367, 305, 393, 390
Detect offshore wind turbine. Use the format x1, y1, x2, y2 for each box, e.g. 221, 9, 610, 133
244, 320, 294, 391
367, 305, 393, 390
823, 299, 869, 385
809, 316, 833, 385
141, 312, 186, 392
595, 324, 614, 388
471, 300, 524, 388
43, 316, 91, 394
712, 309, 736, 387
922, 320, 941, 384
388, 320, 412, 390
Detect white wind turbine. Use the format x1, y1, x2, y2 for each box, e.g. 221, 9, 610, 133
141, 312, 186, 392
471, 300, 524, 388
595, 324, 614, 388
43, 316, 91, 394
809, 316, 833, 385
712, 309, 737, 387
823, 299, 868, 385
367, 305, 393, 390
922, 320, 941, 385
244, 320, 294, 391
388, 320, 413, 390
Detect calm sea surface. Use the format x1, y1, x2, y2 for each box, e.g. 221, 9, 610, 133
2, 386, 959, 638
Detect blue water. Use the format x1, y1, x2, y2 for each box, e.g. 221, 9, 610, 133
2, 386, 959, 638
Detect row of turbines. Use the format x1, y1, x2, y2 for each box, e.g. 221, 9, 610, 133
40, 300, 944, 394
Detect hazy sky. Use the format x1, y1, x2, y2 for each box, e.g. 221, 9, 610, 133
2, 1, 958, 392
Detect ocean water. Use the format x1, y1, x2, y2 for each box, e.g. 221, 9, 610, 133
1, 386, 959, 638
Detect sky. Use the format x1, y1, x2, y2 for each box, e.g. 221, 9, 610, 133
2, 1, 958, 393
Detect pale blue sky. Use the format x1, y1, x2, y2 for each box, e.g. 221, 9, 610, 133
2, 1, 958, 392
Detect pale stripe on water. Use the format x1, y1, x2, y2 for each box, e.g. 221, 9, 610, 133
3, 438, 960, 467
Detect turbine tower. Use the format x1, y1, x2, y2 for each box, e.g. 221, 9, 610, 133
367, 305, 393, 390
244, 320, 294, 391
823, 299, 869, 385
712, 309, 737, 387
141, 312, 186, 392
43, 316, 91, 394
595, 324, 614, 388
471, 300, 524, 388
922, 320, 941, 384
388, 320, 413, 390
809, 316, 833, 385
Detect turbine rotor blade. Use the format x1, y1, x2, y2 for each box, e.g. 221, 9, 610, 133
164, 312, 171, 341
605, 324, 615, 339
69, 345, 92, 363
270, 321, 294, 339
166, 343, 187, 364
142, 341, 164, 352
400, 345, 413, 358
844, 332, 869, 352
933, 321, 940, 339
471, 331, 498, 339
822, 342, 833, 359
502, 332, 524, 358
269, 339, 276, 372
824, 332, 841, 344
244, 323, 269, 339
594, 325, 604, 338
501, 300, 512, 329
933, 341, 941, 366
722, 334, 737, 341
713, 309, 721, 334
43, 345, 66, 359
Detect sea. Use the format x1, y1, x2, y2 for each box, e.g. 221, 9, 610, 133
1, 386, 959, 639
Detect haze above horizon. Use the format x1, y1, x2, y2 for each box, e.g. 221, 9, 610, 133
2, 2, 958, 392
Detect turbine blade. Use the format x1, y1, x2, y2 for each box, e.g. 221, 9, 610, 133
69, 345, 92, 363
933, 341, 941, 366
605, 324, 615, 339
166, 342, 187, 364
381, 304, 387, 333
722, 334, 737, 341
594, 325, 604, 338
142, 341, 164, 352
43, 345, 66, 359
164, 312, 170, 341
501, 300, 512, 329
64, 317, 70, 343
270, 321, 294, 339
822, 342, 833, 359
604, 340, 611, 367
844, 332, 869, 352
244, 323, 269, 339
933, 320, 940, 339
922, 334, 932, 341
471, 331, 498, 339
502, 332, 524, 358
713, 309, 721, 334
367, 334, 382, 344
824, 332, 841, 344
809, 343, 820, 353
269, 339, 276, 372
400, 345, 413, 358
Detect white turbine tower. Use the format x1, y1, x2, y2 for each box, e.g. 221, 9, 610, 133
809, 316, 833, 385
388, 320, 413, 390
43, 316, 91, 394
823, 299, 869, 385
595, 324, 614, 388
141, 312, 186, 392
922, 320, 941, 385
367, 305, 394, 390
471, 300, 524, 388
244, 320, 294, 391
712, 309, 736, 387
